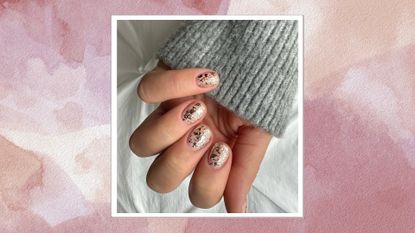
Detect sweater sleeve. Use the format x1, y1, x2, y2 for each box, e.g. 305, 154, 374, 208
158, 20, 298, 137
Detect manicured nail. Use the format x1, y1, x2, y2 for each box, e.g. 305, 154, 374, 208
187, 124, 212, 150
196, 71, 219, 88
208, 142, 230, 168
182, 102, 206, 124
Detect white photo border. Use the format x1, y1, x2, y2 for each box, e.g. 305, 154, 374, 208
111, 15, 304, 218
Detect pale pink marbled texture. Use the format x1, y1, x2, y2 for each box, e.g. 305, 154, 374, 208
0, 0, 415, 233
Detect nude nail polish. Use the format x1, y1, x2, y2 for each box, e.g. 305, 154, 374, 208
196, 71, 219, 88
187, 124, 212, 150
182, 102, 206, 124
208, 142, 230, 168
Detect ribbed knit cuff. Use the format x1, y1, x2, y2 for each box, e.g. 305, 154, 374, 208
158, 20, 298, 137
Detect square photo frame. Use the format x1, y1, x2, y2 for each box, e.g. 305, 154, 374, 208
111, 15, 304, 217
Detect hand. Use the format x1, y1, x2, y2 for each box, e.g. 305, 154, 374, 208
129, 63, 272, 213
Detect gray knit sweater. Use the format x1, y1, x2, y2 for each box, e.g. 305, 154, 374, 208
159, 20, 298, 137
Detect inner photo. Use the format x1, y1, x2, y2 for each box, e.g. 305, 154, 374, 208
115, 18, 301, 214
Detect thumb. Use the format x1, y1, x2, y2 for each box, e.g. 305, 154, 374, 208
224, 126, 272, 213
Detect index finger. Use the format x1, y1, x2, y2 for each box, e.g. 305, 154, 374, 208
138, 66, 219, 103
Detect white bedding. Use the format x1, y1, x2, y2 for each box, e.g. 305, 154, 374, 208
116, 20, 298, 213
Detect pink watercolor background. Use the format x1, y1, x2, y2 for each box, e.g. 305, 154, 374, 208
1, 0, 415, 232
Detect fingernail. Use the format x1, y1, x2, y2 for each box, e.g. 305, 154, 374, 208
208, 142, 230, 168
187, 124, 212, 150
182, 102, 206, 124
242, 197, 248, 213
196, 71, 219, 88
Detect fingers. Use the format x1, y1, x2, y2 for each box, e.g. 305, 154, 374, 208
146, 124, 213, 193
224, 127, 272, 213
138, 68, 219, 103
129, 100, 207, 157
189, 142, 232, 209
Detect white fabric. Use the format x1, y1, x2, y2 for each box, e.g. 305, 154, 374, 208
117, 20, 298, 213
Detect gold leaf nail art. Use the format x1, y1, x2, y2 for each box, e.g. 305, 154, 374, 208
187, 124, 212, 150
196, 71, 219, 88
208, 142, 230, 168
182, 102, 206, 124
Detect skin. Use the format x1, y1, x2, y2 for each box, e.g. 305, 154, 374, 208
129, 63, 272, 213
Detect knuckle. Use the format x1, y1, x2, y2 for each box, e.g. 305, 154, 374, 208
189, 185, 220, 209
146, 170, 173, 193
129, 133, 152, 157
169, 72, 182, 97
155, 121, 178, 146
160, 127, 175, 144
